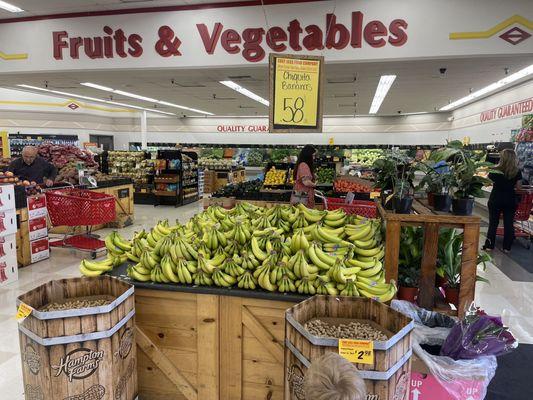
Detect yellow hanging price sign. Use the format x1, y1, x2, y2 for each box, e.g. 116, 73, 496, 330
269, 54, 324, 133
370, 191, 381, 199
338, 339, 374, 364
15, 303, 33, 322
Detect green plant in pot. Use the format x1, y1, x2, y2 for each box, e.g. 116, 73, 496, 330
397, 227, 423, 302
372, 152, 400, 209
417, 161, 454, 211
439, 229, 492, 306
434, 141, 492, 215
374, 150, 416, 213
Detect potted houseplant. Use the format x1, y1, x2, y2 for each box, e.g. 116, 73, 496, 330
438, 141, 492, 215
398, 265, 420, 302
417, 161, 454, 212
374, 150, 417, 214
392, 176, 414, 214
397, 226, 423, 302
439, 229, 492, 306
372, 153, 399, 210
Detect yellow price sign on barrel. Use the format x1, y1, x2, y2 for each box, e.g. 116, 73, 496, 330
269, 54, 324, 133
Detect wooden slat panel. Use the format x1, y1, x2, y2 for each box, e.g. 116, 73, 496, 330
243, 333, 278, 363
137, 324, 198, 352
136, 326, 198, 400
242, 382, 284, 400
138, 351, 187, 400
418, 222, 440, 309
196, 295, 219, 399
242, 306, 284, 364
384, 220, 401, 282
242, 359, 284, 387
136, 296, 197, 330
459, 223, 480, 317
219, 296, 243, 400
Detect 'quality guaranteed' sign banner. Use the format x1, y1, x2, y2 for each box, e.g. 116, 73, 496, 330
0, 0, 530, 73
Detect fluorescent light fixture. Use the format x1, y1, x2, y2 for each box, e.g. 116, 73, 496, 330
16, 84, 175, 116
159, 101, 214, 115
219, 81, 269, 106
81, 82, 213, 115
369, 75, 396, 114
440, 64, 533, 111
0, 1, 23, 12
114, 90, 159, 103
80, 82, 114, 92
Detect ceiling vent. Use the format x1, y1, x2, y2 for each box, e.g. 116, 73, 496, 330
338, 102, 357, 108
331, 93, 357, 99
327, 76, 357, 84
227, 75, 253, 80
210, 94, 237, 101
171, 80, 206, 88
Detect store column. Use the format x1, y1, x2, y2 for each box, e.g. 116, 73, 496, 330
140, 110, 147, 149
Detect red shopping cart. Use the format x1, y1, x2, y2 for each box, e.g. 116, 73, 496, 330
496, 187, 533, 249
46, 187, 116, 258
315, 191, 377, 218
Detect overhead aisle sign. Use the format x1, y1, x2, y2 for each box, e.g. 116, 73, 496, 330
270, 54, 324, 133
0, 0, 530, 73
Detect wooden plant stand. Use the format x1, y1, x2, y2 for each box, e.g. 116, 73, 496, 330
378, 199, 481, 317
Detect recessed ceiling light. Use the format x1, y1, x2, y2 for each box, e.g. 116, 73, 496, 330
16, 84, 175, 116
0, 1, 24, 13
369, 75, 396, 114
219, 81, 269, 106
80, 82, 213, 115
440, 64, 533, 111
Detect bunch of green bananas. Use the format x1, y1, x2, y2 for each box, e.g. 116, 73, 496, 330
237, 271, 257, 289
212, 268, 237, 287
110, 203, 397, 303
289, 250, 318, 278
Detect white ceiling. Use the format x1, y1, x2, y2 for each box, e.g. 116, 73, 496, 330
2, 55, 532, 116
0, 0, 254, 18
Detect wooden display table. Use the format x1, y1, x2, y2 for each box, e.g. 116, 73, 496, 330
109, 264, 307, 400
378, 199, 481, 317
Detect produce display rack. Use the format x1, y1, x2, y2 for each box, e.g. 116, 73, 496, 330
8, 133, 79, 158
154, 149, 199, 207
378, 199, 480, 317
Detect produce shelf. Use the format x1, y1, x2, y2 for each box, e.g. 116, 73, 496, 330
153, 191, 179, 197
108, 262, 310, 302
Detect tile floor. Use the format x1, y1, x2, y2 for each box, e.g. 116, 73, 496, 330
0, 202, 531, 399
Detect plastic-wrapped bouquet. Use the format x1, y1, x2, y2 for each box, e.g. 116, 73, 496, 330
440, 304, 517, 360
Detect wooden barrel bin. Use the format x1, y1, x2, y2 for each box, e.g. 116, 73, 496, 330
17, 276, 137, 400
284, 296, 414, 400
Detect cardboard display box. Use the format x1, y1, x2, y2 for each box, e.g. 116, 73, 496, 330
409, 355, 485, 400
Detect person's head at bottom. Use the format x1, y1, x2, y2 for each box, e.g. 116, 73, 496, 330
304, 353, 367, 400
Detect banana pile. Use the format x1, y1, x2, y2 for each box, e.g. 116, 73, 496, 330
78, 231, 131, 277
81, 202, 396, 302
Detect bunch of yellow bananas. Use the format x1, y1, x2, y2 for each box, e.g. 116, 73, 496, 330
95, 203, 397, 303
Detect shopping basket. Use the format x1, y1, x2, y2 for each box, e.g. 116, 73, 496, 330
496, 187, 533, 248
314, 190, 377, 218
46, 187, 116, 257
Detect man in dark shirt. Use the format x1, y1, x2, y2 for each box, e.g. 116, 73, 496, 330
8, 146, 57, 186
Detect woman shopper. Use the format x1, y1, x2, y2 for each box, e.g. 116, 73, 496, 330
483, 149, 522, 253
291, 145, 317, 207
